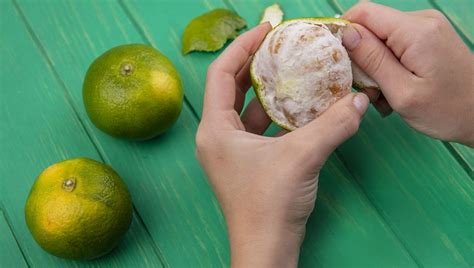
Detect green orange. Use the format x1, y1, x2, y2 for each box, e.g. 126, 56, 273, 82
83, 44, 183, 140
25, 158, 133, 259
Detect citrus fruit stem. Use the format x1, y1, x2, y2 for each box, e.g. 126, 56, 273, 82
121, 63, 133, 76
62, 178, 76, 192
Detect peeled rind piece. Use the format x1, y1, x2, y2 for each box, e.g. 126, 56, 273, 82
351, 62, 379, 91
182, 9, 247, 54
259, 4, 284, 28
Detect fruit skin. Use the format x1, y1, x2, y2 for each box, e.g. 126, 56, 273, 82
25, 158, 133, 260
83, 44, 183, 140
251, 18, 380, 130
182, 8, 247, 54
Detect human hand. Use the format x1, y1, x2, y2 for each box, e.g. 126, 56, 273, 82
196, 23, 369, 267
341, 2, 474, 147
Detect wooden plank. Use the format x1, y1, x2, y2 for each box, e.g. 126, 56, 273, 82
0, 1, 163, 267
0, 209, 28, 268
124, 0, 421, 266
122, 0, 229, 117
332, 0, 474, 174
14, 0, 229, 267
449, 143, 474, 175
10, 1, 473, 268
331, 0, 433, 12
431, 0, 474, 45
299, 155, 417, 267
336, 112, 474, 267
329, 1, 474, 266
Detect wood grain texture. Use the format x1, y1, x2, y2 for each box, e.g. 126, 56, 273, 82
300, 155, 417, 267
449, 143, 474, 176
211, 0, 474, 265
15, 0, 419, 266
1, 1, 163, 267
14, 0, 229, 266
336, 111, 474, 267
124, 0, 423, 266
0, 210, 28, 268
330, 1, 474, 266
2, 0, 473, 267
333, 0, 474, 174
121, 0, 230, 117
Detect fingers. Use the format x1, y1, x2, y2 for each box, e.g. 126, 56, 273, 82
211, 22, 272, 76
407, 9, 445, 19
204, 23, 272, 115
342, 23, 413, 103
285, 93, 369, 162
234, 58, 252, 113
241, 98, 272, 134
342, 2, 412, 41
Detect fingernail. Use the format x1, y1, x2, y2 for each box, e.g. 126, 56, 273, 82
342, 25, 361, 51
353, 93, 369, 114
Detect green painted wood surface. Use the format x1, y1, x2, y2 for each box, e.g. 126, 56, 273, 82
332, 0, 474, 174
0, 210, 28, 268
1, 0, 473, 267
121, 0, 424, 266
1, 2, 164, 266
449, 143, 474, 175
12, 0, 229, 267
122, 0, 228, 117
330, 1, 474, 266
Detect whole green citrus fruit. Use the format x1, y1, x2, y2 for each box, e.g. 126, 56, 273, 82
25, 158, 133, 260
83, 44, 183, 140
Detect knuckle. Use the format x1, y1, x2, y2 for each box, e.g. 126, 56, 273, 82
347, 2, 372, 24
206, 60, 221, 79
361, 46, 387, 76
423, 18, 444, 36
427, 9, 445, 20
392, 90, 418, 112
195, 128, 209, 151
335, 106, 359, 136
355, 2, 375, 14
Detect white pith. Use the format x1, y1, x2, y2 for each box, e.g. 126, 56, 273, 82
259, 4, 284, 27
252, 19, 353, 130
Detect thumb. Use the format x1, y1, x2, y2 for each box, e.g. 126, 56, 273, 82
287, 93, 369, 161
342, 23, 412, 103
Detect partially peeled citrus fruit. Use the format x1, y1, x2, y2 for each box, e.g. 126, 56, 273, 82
251, 18, 379, 130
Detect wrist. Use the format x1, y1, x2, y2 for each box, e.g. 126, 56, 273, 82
228, 218, 304, 268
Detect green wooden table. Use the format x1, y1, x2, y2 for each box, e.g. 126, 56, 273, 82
1, 0, 473, 267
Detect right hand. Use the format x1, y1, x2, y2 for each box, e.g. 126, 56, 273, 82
341, 2, 474, 147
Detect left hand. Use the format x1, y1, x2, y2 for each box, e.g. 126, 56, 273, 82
196, 23, 369, 267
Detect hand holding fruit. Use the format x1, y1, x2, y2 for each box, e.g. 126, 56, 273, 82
342, 2, 474, 146
196, 23, 369, 267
